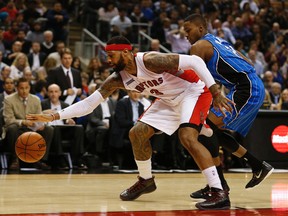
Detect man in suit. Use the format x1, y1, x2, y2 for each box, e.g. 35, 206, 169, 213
27, 41, 47, 73
109, 90, 144, 168
46, 48, 82, 104
41, 84, 87, 170
85, 83, 117, 162
3, 77, 53, 170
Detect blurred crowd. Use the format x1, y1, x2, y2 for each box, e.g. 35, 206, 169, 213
0, 0, 287, 171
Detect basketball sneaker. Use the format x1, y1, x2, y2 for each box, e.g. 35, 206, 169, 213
120, 176, 157, 201
245, 161, 274, 189
195, 187, 231, 210
190, 182, 230, 199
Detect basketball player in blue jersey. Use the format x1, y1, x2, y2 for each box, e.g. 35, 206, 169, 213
183, 14, 274, 199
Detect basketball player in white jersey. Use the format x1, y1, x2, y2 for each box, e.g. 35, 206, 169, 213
27, 36, 233, 210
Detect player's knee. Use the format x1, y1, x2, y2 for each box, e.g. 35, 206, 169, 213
178, 128, 198, 150
217, 130, 241, 153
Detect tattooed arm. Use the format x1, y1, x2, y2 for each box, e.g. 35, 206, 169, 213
26, 73, 125, 122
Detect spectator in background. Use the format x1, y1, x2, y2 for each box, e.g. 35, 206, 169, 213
109, 90, 144, 169
3, 21, 19, 45
94, 66, 111, 86
86, 56, 102, 84
266, 22, 281, 44
72, 56, 82, 72
23, 69, 36, 94
26, 20, 44, 43
10, 52, 30, 80
22, 0, 41, 29
46, 48, 82, 104
231, 17, 253, 50
140, 0, 155, 22
211, 19, 236, 45
27, 41, 47, 74
166, 26, 191, 54
268, 61, 284, 87
260, 89, 272, 110
85, 84, 116, 162
0, 51, 8, 71
14, 29, 31, 54
148, 39, 161, 52
280, 88, 288, 110
35, 0, 47, 17
97, 1, 118, 42
262, 70, 274, 92
45, 2, 69, 42
0, 1, 18, 21
0, 77, 15, 105
248, 49, 264, 78
249, 40, 267, 69
0, 66, 11, 93
269, 82, 282, 110
34, 79, 47, 101
0, 28, 7, 55
3, 77, 53, 170
41, 30, 56, 56
41, 84, 87, 170
15, 11, 30, 34
46, 40, 65, 67
0, 12, 10, 30
110, 7, 133, 42
3, 40, 22, 65
129, 4, 149, 44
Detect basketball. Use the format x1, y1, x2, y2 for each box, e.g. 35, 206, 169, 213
15, 132, 46, 163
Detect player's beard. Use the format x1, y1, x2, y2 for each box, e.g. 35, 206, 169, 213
114, 55, 126, 73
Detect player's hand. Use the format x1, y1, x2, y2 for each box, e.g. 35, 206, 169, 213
26, 114, 53, 122
212, 94, 235, 116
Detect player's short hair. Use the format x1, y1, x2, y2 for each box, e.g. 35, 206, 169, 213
106, 36, 131, 46
184, 14, 207, 29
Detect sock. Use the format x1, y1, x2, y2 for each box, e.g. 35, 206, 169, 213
135, 159, 153, 179
241, 151, 263, 172
202, 166, 223, 190
216, 165, 227, 186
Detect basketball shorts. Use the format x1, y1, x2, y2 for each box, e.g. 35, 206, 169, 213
140, 90, 212, 136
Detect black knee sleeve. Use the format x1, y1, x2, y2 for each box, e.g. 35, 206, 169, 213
216, 130, 244, 153
198, 133, 220, 158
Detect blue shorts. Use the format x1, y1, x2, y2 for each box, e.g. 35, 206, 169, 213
211, 73, 265, 137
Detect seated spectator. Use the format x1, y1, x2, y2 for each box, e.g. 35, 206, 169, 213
85, 84, 116, 162
41, 30, 56, 56
94, 66, 111, 85
34, 79, 47, 101
109, 90, 144, 169
26, 20, 45, 43
10, 52, 31, 80
72, 56, 82, 71
248, 49, 264, 78
14, 29, 31, 54
0, 1, 18, 22
0, 77, 15, 107
269, 82, 282, 110
3, 77, 53, 170
86, 57, 102, 84
280, 88, 288, 110
0, 66, 11, 93
260, 89, 272, 110
3, 21, 19, 46
27, 41, 47, 74
3, 40, 23, 65
41, 84, 87, 170
46, 40, 65, 67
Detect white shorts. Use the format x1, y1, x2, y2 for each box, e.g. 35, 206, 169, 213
140, 90, 212, 135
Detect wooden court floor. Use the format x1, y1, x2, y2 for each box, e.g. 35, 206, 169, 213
0, 171, 287, 216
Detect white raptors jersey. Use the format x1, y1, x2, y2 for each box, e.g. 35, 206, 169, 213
119, 52, 206, 106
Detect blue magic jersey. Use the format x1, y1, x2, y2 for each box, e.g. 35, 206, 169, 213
202, 33, 265, 136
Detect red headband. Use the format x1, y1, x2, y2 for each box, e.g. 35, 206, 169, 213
105, 44, 132, 51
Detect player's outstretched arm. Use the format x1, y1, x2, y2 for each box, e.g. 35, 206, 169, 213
27, 73, 124, 122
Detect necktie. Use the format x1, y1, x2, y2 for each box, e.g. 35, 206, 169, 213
66, 70, 72, 88
22, 98, 27, 108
